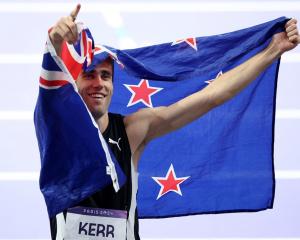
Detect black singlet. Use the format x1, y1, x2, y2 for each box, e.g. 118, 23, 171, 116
49, 112, 140, 240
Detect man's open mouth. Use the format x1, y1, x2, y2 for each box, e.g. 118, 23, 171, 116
88, 93, 106, 99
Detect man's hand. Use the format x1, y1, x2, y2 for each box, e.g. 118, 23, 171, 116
49, 4, 81, 56
268, 18, 299, 57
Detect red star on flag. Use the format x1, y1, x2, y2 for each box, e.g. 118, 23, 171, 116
205, 70, 223, 84
124, 79, 163, 108
171, 37, 198, 51
152, 164, 190, 200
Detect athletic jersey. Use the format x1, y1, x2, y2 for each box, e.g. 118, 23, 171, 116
49, 112, 140, 240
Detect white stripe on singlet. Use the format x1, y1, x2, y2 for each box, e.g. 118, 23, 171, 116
55, 213, 66, 240
126, 159, 139, 240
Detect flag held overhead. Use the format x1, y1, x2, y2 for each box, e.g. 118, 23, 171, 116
35, 16, 288, 219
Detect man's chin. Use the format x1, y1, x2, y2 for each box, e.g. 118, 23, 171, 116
86, 101, 110, 120
90, 109, 106, 120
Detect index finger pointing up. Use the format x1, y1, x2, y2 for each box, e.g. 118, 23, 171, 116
70, 4, 81, 21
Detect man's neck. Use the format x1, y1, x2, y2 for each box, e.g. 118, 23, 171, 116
96, 113, 109, 133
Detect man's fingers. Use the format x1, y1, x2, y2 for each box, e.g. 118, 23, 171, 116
70, 4, 81, 21
285, 18, 300, 44
57, 23, 76, 44
285, 18, 297, 28
288, 35, 299, 43
50, 26, 64, 42
286, 23, 297, 32
64, 19, 79, 42
287, 28, 298, 38
52, 26, 66, 44
56, 24, 68, 39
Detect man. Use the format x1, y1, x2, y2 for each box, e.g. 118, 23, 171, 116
48, 4, 299, 240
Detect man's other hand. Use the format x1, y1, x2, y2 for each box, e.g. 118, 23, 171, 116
269, 18, 300, 57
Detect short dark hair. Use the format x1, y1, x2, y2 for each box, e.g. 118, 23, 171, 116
82, 56, 114, 81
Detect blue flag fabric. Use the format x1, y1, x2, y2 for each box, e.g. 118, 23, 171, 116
102, 17, 286, 218
35, 17, 287, 219
34, 25, 126, 218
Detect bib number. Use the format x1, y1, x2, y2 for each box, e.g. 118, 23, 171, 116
64, 207, 127, 240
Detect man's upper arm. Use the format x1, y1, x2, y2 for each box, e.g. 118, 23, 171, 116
124, 85, 216, 154
124, 108, 157, 154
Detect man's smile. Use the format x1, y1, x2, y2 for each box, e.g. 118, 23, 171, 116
88, 92, 107, 100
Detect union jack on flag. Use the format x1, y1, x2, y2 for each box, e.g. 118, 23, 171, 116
39, 24, 94, 89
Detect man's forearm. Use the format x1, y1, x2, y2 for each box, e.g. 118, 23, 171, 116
127, 19, 299, 146
145, 38, 284, 141
208, 44, 281, 106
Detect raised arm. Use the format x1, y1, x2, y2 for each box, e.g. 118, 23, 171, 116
125, 19, 300, 156
49, 4, 81, 56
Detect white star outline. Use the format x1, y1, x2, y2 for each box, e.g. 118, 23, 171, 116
171, 38, 198, 51
152, 164, 190, 200
123, 79, 163, 108
205, 70, 223, 84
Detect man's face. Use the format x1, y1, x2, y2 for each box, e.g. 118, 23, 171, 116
76, 58, 113, 120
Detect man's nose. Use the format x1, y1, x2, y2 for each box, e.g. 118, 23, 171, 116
92, 75, 104, 88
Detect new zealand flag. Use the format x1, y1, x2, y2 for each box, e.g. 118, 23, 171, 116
104, 17, 286, 218
35, 17, 287, 218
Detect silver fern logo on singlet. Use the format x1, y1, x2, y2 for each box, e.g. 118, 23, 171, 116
108, 138, 122, 151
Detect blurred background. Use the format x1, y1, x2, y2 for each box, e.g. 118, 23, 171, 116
0, 0, 299, 239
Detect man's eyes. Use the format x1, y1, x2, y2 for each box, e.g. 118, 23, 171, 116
82, 71, 112, 80
84, 73, 94, 79
100, 71, 112, 80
